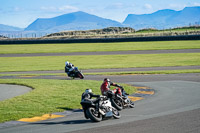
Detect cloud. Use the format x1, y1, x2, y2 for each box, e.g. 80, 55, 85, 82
112, 3, 124, 9
168, 2, 200, 11
144, 4, 153, 10
58, 5, 78, 11
13, 7, 21, 12
168, 4, 187, 10
40, 5, 78, 12
193, 2, 200, 6
105, 2, 124, 10
40, 6, 57, 11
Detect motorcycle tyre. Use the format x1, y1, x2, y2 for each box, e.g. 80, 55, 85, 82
86, 107, 102, 122
112, 108, 121, 119
77, 71, 84, 79
110, 98, 123, 111
129, 101, 135, 108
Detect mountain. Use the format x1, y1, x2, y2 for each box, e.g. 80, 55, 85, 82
25, 11, 123, 32
123, 6, 200, 30
1, 6, 200, 36
0, 24, 23, 32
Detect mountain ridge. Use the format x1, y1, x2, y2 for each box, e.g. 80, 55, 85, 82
123, 6, 200, 29
0, 6, 200, 34
24, 11, 123, 32
0, 24, 23, 32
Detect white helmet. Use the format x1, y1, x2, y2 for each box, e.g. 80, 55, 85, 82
65, 61, 69, 65
85, 89, 92, 93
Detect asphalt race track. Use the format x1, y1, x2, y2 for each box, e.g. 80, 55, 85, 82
0, 80, 200, 133
0, 84, 32, 101
1, 49, 200, 57
0, 49, 200, 133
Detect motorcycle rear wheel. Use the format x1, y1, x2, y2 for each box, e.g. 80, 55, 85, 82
86, 107, 102, 122
111, 98, 123, 111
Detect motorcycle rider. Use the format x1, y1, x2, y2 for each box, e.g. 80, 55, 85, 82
81, 89, 101, 101
65, 61, 75, 77
100, 78, 129, 96
81, 89, 105, 119
100, 78, 123, 96
100, 78, 132, 105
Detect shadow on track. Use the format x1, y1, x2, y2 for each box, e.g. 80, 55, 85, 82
32, 119, 91, 125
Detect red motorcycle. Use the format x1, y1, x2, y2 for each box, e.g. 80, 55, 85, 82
107, 86, 135, 110
66, 67, 84, 79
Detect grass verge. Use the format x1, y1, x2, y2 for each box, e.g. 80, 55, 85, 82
0, 79, 136, 123
0, 40, 200, 54
0, 53, 199, 72
1, 69, 200, 77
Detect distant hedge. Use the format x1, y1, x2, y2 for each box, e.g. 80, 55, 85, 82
0, 35, 200, 45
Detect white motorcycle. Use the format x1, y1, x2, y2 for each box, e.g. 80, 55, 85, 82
81, 96, 121, 122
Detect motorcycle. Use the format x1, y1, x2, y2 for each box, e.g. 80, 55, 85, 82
107, 87, 135, 111
121, 89, 135, 109
80, 96, 121, 122
67, 67, 84, 79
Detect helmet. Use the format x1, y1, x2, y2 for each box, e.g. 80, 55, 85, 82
65, 61, 69, 65
85, 89, 92, 93
104, 78, 110, 82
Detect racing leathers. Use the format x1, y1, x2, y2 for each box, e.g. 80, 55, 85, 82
100, 80, 122, 96
65, 63, 74, 77
81, 92, 101, 119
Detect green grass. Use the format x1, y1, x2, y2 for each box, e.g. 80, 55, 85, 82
0, 79, 136, 123
0, 53, 199, 72
0, 73, 65, 77
0, 40, 199, 123
0, 40, 200, 54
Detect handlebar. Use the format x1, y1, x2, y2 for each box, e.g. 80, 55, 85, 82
98, 95, 107, 101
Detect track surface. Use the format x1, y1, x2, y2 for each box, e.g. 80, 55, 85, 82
0, 80, 200, 133
0, 84, 32, 101
1, 49, 200, 57
0, 48, 200, 133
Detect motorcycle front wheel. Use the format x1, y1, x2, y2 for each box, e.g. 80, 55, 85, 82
77, 71, 84, 79
112, 108, 121, 119
129, 100, 135, 108
86, 107, 102, 122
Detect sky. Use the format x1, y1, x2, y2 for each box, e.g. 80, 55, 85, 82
0, 0, 200, 28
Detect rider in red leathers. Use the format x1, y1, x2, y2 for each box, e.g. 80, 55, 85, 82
100, 78, 123, 96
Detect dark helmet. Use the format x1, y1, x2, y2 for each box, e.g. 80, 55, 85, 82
104, 78, 110, 82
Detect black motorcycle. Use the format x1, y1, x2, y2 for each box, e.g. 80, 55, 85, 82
80, 96, 121, 122
67, 67, 84, 79
107, 87, 135, 111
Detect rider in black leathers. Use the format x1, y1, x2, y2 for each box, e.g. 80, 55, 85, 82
65, 61, 75, 77
81, 89, 102, 119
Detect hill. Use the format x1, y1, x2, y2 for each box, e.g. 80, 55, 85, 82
123, 6, 200, 30
24, 11, 123, 32
0, 24, 23, 32
44, 27, 135, 38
